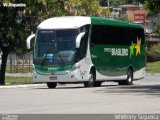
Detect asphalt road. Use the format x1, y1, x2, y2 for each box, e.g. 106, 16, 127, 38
0, 73, 160, 114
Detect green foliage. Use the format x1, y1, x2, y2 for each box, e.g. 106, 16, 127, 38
147, 43, 160, 62
0, 0, 30, 54
153, 21, 160, 35
64, 0, 110, 17
99, 0, 134, 7
138, 0, 160, 14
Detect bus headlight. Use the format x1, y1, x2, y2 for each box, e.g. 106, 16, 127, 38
71, 64, 81, 71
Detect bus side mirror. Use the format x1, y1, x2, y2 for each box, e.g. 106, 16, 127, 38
26, 34, 35, 49
76, 32, 85, 48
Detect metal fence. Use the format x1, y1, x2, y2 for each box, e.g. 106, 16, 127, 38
7, 52, 33, 73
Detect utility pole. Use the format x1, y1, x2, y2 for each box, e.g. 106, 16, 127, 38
108, 0, 109, 8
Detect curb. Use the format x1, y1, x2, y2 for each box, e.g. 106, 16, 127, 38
0, 84, 46, 89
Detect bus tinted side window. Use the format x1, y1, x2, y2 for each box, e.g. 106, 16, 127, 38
128, 28, 145, 45
91, 25, 128, 45
137, 28, 145, 45
90, 25, 144, 46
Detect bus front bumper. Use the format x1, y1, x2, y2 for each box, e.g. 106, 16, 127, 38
32, 70, 87, 83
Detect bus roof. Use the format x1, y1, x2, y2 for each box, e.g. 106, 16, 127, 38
38, 16, 91, 29
91, 17, 144, 29
37, 16, 143, 29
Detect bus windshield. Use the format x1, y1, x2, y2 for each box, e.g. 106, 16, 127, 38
34, 29, 78, 65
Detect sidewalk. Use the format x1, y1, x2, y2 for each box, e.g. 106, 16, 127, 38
6, 73, 32, 77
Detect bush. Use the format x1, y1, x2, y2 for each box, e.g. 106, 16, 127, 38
147, 43, 160, 62
153, 21, 160, 35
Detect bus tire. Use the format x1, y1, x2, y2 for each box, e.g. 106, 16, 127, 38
84, 70, 95, 87
94, 81, 102, 87
47, 82, 57, 88
118, 69, 133, 85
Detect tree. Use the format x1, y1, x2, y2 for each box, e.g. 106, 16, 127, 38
64, 0, 110, 17
137, 0, 160, 15
99, 0, 133, 7
0, 0, 28, 85
0, 0, 110, 85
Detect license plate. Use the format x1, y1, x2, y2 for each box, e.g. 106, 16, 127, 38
49, 76, 57, 80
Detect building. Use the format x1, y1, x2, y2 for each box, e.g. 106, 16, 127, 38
111, 4, 151, 33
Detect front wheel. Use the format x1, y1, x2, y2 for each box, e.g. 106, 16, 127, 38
118, 69, 133, 85
84, 70, 95, 87
94, 81, 102, 87
47, 82, 57, 89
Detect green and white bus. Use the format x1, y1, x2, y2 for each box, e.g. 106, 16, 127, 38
27, 16, 146, 88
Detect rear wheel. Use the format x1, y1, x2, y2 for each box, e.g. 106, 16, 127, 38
47, 82, 57, 88
84, 70, 95, 87
118, 69, 133, 85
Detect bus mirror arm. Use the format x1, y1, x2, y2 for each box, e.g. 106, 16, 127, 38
76, 32, 85, 48
26, 34, 35, 49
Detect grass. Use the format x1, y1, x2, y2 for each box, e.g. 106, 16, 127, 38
147, 61, 160, 73
5, 76, 33, 85
6, 66, 32, 73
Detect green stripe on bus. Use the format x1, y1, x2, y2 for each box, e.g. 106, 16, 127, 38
35, 64, 73, 71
